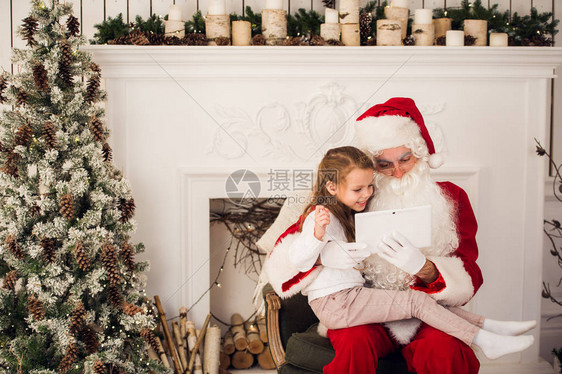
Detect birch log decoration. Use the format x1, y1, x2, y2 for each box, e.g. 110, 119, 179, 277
232, 21, 252, 46
376, 19, 402, 46
154, 296, 182, 374
205, 15, 231, 46
341, 24, 360, 46
231, 351, 254, 369
148, 346, 161, 362
245, 320, 265, 354
412, 23, 435, 46
187, 321, 203, 374
180, 307, 189, 360
463, 19, 487, 46
339, 0, 359, 24
187, 314, 212, 374
230, 313, 249, 351
155, 336, 170, 368
257, 348, 276, 369
204, 325, 221, 374
384, 6, 409, 39
223, 330, 235, 354
320, 23, 341, 41
164, 20, 185, 38
173, 321, 188, 371
262, 9, 288, 45
433, 18, 452, 40
257, 315, 267, 343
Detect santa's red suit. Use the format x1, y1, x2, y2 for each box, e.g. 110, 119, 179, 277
262, 97, 483, 374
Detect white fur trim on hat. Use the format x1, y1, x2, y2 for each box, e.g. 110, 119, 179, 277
355, 115, 425, 155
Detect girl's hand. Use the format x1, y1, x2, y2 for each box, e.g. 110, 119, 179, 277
314, 206, 330, 240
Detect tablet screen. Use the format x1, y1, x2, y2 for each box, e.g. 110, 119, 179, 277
355, 205, 432, 253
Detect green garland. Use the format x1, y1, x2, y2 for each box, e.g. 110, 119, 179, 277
91, 13, 130, 44
90, 2, 559, 46
433, 0, 558, 46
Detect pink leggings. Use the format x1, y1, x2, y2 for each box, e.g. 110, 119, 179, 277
309, 286, 483, 346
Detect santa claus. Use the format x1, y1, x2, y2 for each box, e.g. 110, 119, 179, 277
322, 97, 483, 374
260, 97, 483, 374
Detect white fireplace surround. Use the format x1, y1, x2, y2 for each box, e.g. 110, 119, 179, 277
85, 46, 562, 371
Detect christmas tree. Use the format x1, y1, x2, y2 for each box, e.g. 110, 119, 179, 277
0, 1, 167, 373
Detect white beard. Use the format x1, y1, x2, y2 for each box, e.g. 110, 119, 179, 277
363, 160, 459, 290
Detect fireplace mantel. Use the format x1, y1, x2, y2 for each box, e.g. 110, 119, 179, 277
85, 45, 562, 79
85, 45, 562, 371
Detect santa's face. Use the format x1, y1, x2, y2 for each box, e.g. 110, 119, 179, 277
374, 146, 417, 179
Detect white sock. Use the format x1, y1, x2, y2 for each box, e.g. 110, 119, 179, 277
481, 319, 537, 336
472, 329, 534, 360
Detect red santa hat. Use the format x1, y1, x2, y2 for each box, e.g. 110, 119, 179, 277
355, 97, 445, 169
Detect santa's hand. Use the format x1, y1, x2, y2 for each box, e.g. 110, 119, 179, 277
320, 240, 370, 269
377, 232, 426, 275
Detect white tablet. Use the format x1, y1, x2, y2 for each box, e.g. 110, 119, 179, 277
355, 205, 432, 253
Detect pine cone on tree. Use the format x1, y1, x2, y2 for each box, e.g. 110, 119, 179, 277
3, 270, 17, 290
59, 193, 74, 220
73, 242, 90, 271
282, 37, 301, 46
120, 242, 135, 271
22, 16, 38, 46
30, 204, 41, 216
360, 12, 372, 45
28, 296, 45, 320
69, 303, 86, 336
15, 123, 33, 147
42, 122, 57, 149
119, 198, 135, 223
2, 151, 20, 178
80, 326, 99, 354
40, 237, 57, 263
464, 35, 476, 46
16, 87, 28, 107
107, 285, 123, 308
66, 15, 80, 37
89, 116, 104, 142
58, 40, 74, 88
0, 75, 7, 103
123, 302, 144, 316
140, 328, 159, 352
33, 63, 49, 93
252, 34, 266, 46
403, 35, 415, 46
92, 360, 105, 374
102, 244, 121, 286
435, 35, 446, 46
102, 143, 112, 162
58, 343, 78, 373
85, 72, 101, 103
6, 235, 24, 260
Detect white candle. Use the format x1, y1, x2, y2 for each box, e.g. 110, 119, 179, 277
168, 5, 182, 21
446, 30, 464, 46
390, 0, 408, 8
208, 0, 226, 15
265, 0, 283, 10
414, 9, 433, 25
325, 8, 339, 24
489, 32, 508, 46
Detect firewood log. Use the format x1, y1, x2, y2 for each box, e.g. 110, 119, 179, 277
244, 320, 264, 354
231, 351, 254, 369
230, 313, 248, 351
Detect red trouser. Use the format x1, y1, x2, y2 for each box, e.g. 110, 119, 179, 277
325, 323, 480, 374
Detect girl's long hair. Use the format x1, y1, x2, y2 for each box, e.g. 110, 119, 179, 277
300, 146, 374, 242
